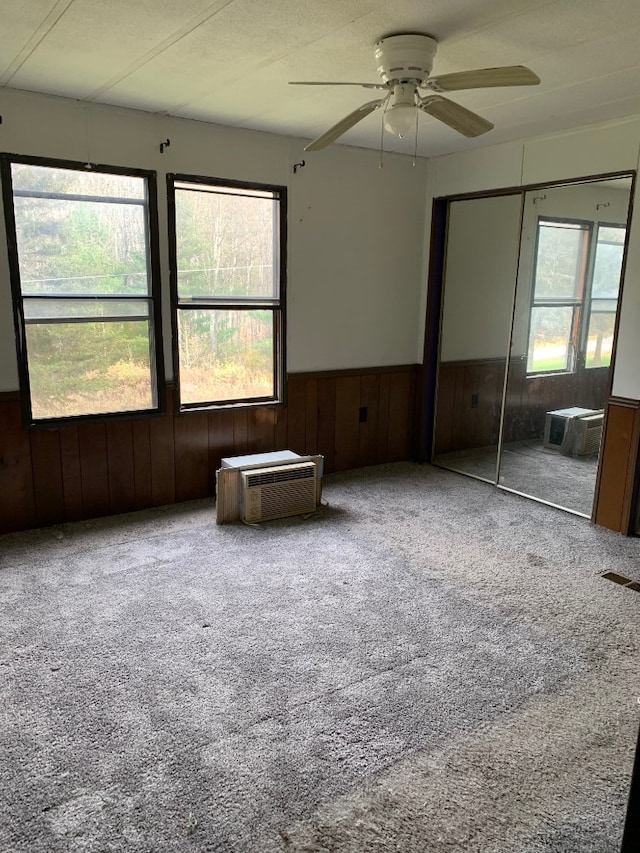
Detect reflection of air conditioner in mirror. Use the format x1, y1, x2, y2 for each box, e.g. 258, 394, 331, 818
544, 407, 603, 454
571, 414, 604, 456
216, 451, 323, 524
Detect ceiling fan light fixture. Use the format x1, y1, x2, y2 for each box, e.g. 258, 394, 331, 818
383, 104, 416, 138
293, 31, 539, 151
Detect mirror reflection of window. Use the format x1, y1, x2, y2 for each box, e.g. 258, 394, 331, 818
585, 225, 626, 369
526, 219, 626, 376
527, 220, 590, 375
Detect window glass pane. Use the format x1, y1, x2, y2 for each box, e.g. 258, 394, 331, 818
177, 309, 274, 404
589, 298, 617, 313
23, 298, 150, 320
25, 320, 154, 419
534, 221, 586, 299
592, 226, 625, 297
175, 186, 277, 299
585, 311, 615, 369
14, 196, 149, 295
527, 305, 574, 373
597, 225, 626, 244
5, 160, 161, 422
11, 164, 145, 199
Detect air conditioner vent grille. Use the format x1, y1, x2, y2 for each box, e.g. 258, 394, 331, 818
245, 465, 315, 488
241, 461, 317, 522
581, 424, 602, 456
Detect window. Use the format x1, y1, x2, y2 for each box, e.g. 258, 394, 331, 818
2, 156, 163, 423
585, 225, 625, 368
168, 175, 286, 410
527, 219, 590, 374
526, 218, 626, 376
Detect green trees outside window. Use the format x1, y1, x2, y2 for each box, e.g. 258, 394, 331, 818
3, 158, 163, 422
169, 177, 285, 409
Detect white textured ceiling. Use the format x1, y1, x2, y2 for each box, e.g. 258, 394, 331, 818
2, 0, 640, 157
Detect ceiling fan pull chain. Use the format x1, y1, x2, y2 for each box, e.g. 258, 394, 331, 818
379, 101, 388, 168
412, 111, 419, 166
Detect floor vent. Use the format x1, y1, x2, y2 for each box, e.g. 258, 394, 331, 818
601, 571, 640, 592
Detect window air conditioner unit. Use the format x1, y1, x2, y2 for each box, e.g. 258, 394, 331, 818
215, 451, 323, 524
241, 461, 317, 523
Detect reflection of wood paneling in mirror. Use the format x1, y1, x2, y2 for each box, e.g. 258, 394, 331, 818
502, 360, 609, 443
435, 358, 609, 454
434, 359, 506, 454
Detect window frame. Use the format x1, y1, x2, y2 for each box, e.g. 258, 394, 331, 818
525, 216, 593, 377
1, 153, 165, 427
582, 221, 626, 370
167, 172, 287, 413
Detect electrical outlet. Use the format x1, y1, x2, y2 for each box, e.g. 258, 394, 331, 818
359, 406, 368, 423
471, 393, 479, 409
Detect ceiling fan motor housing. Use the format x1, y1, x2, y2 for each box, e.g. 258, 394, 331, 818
374, 33, 438, 84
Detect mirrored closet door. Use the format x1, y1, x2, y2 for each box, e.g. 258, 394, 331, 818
432, 193, 522, 482
433, 174, 633, 518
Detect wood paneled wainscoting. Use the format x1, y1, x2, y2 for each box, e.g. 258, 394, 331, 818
435, 358, 610, 454
594, 397, 640, 534
0, 365, 418, 534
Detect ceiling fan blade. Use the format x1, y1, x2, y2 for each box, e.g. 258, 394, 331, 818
418, 95, 494, 138
426, 65, 540, 92
304, 98, 387, 151
289, 81, 386, 90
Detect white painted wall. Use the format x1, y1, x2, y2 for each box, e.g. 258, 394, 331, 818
423, 115, 640, 398
287, 144, 428, 372
440, 194, 522, 362
4, 90, 640, 399
0, 88, 428, 391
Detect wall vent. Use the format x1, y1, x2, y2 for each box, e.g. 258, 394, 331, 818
601, 571, 640, 592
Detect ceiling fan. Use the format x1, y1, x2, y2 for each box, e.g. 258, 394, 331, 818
290, 33, 540, 151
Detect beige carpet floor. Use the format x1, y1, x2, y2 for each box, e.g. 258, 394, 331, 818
0, 462, 638, 852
